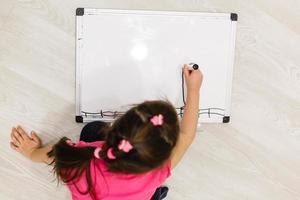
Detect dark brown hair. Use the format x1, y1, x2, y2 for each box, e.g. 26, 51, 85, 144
48, 99, 180, 199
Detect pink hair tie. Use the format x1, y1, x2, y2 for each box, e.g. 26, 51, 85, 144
118, 139, 133, 153
66, 140, 75, 146
107, 148, 116, 159
150, 114, 164, 126
94, 147, 101, 159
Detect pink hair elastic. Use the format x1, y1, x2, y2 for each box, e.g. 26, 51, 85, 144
107, 148, 116, 159
94, 147, 102, 159
150, 114, 164, 126
118, 139, 133, 153
66, 140, 75, 146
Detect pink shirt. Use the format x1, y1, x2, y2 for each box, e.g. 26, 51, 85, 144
67, 141, 171, 200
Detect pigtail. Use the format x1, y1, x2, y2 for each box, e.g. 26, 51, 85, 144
47, 137, 97, 200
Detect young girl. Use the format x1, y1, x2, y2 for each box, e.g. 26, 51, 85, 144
10, 64, 203, 200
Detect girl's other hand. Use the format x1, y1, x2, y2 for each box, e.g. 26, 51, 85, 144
182, 64, 203, 93
10, 126, 42, 160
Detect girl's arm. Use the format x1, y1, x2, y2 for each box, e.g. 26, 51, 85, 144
10, 126, 54, 164
29, 144, 54, 164
170, 65, 203, 169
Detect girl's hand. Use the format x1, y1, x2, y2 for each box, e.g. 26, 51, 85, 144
10, 126, 42, 160
182, 64, 203, 93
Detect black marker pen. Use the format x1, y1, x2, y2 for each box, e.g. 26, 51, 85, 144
187, 63, 199, 70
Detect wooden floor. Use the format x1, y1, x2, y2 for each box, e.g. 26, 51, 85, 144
0, 0, 300, 199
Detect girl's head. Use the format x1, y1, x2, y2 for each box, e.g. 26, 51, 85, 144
48, 99, 180, 197
100, 99, 180, 173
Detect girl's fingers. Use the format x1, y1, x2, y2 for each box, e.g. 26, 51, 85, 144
31, 131, 41, 143
11, 137, 20, 146
11, 128, 22, 144
17, 125, 30, 140
182, 64, 190, 78
10, 142, 19, 152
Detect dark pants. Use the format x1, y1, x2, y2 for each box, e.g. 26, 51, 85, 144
80, 121, 168, 200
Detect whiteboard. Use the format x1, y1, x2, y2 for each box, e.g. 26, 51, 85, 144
75, 8, 237, 124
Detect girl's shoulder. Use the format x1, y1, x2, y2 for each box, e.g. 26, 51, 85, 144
114, 159, 172, 185
156, 159, 172, 185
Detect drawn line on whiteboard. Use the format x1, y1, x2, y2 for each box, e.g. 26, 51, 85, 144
199, 112, 225, 117
175, 107, 224, 118
82, 107, 224, 119
182, 70, 186, 105
82, 111, 124, 118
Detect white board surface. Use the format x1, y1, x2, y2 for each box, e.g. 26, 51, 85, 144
75, 8, 237, 124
